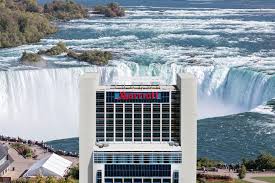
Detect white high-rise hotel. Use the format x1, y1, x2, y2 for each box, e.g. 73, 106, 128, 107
79, 73, 197, 183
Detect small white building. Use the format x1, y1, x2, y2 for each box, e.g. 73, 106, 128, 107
23, 153, 72, 178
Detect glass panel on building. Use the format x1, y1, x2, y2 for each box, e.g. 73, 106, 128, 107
96, 170, 102, 183
115, 104, 123, 141
173, 171, 179, 183
105, 178, 113, 183
143, 104, 151, 142
125, 104, 133, 142
134, 104, 142, 141
96, 92, 105, 142
153, 104, 160, 141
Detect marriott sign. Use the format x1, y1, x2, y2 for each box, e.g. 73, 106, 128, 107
115, 92, 160, 100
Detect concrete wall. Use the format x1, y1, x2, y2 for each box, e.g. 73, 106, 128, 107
79, 73, 98, 183
177, 73, 197, 183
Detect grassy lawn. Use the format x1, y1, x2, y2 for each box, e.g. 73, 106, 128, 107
253, 177, 275, 183
235, 180, 251, 183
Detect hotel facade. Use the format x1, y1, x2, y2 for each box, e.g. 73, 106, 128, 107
79, 73, 197, 183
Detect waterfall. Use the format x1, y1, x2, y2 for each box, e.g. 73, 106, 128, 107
0, 65, 274, 140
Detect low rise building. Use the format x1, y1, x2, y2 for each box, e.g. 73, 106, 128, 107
0, 144, 13, 177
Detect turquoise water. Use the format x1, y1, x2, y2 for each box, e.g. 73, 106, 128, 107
47, 112, 275, 163
0, 0, 274, 161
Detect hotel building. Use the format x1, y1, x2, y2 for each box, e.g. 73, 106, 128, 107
79, 73, 197, 183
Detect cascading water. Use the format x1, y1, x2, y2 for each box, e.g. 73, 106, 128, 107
0, 64, 274, 140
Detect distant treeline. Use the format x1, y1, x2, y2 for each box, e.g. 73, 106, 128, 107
243, 153, 275, 171
198, 152, 275, 172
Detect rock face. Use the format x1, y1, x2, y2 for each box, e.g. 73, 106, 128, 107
67, 50, 112, 65
94, 3, 125, 17
20, 52, 47, 67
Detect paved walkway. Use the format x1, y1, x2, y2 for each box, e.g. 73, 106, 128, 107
4, 147, 36, 180
245, 172, 275, 183
198, 169, 275, 183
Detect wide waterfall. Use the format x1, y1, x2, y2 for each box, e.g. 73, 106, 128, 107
0, 65, 274, 141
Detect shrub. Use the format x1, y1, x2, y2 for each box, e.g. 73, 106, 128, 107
0, 3, 57, 48
238, 165, 247, 179
197, 173, 233, 181
67, 164, 79, 180
20, 52, 42, 62
67, 50, 112, 65
0, 0, 86, 48
38, 42, 67, 55
11, 143, 35, 158
197, 157, 223, 169
94, 3, 125, 17
43, 0, 88, 20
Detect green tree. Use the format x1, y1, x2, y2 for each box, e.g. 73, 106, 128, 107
255, 153, 275, 170
68, 164, 79, 180
238, 165, 247, 179
0, 0, 5, 8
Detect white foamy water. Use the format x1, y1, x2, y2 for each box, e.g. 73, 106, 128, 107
0, 7, 275, 140
0, 64, 274, 140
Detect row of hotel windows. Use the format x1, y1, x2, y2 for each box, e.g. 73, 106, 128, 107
93, 152, 182, 164
96, 91, 180, 143
105, 164, 171, 177
96, 171, 179, 183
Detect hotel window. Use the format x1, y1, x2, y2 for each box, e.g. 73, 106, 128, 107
163, 179, 171, 183
171, 91, 180, 143
173, 171, 179, 183
115, 104, 123, 141
143, 104, 151, 141
94, 152, 182, 164
153, 179, 161, 183
134, 179, 142, 183
162, 103, 170, 142
105, 179, 113, 183
125, 104, 133, 142
124, 179, 132, 183
96, 170, 102, 183
105, 164, 171, 177
153, 104, 160, 141
134, 104, 142, 141
96, 92, 104, 142
144, 179, 151, 183
106, 104, 114, 141
114, 179, 122, 183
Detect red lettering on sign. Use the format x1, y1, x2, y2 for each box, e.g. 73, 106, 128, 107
118, 92, 159, 100
120, 92, 127, 100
